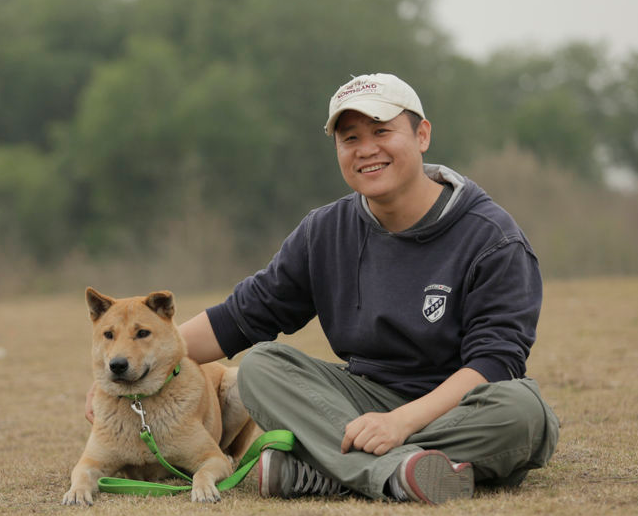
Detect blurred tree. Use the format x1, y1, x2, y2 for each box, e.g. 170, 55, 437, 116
53, 0, 463, 259
1, 0, 636, 283
171, 61, 285, 251
602, 54, 638, 175
0, 145, 69, 262
58, 36, 186, 253
0, 0, 128, 148
481, 42, 614, 181
513, 88, 597, 179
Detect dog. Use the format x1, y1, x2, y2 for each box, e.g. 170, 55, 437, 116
63, 288, 261, 505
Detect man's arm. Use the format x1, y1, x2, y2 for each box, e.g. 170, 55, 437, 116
341, 367, 487, 456
179, 310, 226, 363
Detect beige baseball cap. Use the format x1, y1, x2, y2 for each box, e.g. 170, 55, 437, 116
324, 73, 425, 136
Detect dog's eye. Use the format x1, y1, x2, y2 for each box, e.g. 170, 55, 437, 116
136, 329, 151, 339
104, 331, 114, 340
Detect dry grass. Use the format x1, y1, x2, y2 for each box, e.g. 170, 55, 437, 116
1, 277, 637, 515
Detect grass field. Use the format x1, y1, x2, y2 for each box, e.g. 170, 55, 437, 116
1, 277, 637, 515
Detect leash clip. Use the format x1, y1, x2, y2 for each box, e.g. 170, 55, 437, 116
131, 398, 151, 433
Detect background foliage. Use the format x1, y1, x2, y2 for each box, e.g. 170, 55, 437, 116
1, 0, 637, 295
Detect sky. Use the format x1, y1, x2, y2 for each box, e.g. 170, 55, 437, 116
432, 0, 638, 192
432, 0, 638, 60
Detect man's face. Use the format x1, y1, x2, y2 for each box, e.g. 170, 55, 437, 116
334, 110, 431, 206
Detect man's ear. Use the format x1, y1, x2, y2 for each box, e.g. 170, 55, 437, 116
417, 118, 432, 154
145, 291, 175, 320
86, 287, 115, 322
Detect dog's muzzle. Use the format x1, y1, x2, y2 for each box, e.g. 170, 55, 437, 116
109, 356, 129, 375
109, 358, 151, 384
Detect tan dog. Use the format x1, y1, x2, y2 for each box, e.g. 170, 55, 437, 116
63, 288, 260, 505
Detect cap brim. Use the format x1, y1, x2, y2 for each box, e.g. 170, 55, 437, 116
324, 101, 404, 136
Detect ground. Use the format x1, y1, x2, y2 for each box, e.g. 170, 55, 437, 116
1, 277, 637, 515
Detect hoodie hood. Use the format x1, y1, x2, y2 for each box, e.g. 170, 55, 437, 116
353, 164, 492, 243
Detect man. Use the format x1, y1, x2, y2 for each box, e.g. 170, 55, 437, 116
141, 73, 560, 504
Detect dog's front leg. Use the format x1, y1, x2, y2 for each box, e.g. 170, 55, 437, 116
62, 455, 116, 506
190, 454, 233, 502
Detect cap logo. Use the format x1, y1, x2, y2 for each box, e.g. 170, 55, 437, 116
335, 80, 384, 106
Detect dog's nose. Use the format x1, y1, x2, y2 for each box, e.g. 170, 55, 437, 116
109, 357, 129, 375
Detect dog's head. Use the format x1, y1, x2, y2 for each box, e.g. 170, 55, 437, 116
86, 287, 186, 398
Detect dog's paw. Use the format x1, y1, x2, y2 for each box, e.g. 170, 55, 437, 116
191, 484, 221, 503
190, 456, 231, 502
62, 488, 94, 506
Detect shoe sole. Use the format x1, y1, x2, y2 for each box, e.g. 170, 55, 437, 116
258, 448, 276, 497
400, 450, 474, 505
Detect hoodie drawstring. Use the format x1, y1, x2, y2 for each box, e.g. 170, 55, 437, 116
356, 225, 370, 309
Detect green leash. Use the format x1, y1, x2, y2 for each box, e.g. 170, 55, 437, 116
96, 373, 295, 497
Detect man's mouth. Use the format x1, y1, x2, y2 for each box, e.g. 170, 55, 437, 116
359, 163, 388, 174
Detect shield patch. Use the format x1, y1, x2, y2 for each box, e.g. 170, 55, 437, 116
423, 295, 446, 323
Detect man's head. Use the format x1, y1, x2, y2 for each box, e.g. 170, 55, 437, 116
324, 73, 425, 137
327, 76, 432, 208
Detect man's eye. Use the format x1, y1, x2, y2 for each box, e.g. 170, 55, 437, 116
136, 329, 151, 339
104, 331, 114, 339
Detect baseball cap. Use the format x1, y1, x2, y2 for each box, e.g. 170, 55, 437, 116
324, 73, 425, 136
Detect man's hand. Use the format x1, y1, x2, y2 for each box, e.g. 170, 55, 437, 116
340, 368, 488, 456
85, 381, 96, 424
341, 411, 411, 456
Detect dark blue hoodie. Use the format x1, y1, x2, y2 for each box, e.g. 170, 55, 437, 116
207, 165, 542, 399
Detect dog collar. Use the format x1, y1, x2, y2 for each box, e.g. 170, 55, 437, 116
122, 363, 181, 401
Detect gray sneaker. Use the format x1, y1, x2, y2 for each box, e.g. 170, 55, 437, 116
258, 449, 344, 498
388, 450, 474, 504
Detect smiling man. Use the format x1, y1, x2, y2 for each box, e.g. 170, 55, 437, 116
177, 73, 560, 504
334, 109, 440, 232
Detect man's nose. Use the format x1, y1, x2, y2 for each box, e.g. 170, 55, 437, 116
355, 137, 380, 158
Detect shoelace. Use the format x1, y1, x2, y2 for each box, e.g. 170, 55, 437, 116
292, 459, 343, 496
387, 473, 409, 501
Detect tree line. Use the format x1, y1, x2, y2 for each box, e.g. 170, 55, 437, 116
1, 0, 637, 291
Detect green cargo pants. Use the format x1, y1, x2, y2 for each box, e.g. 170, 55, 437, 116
237, 342, 559, 499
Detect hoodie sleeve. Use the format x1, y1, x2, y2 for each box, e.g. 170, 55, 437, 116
460, 237, 542, 382
206, 215, 316, 359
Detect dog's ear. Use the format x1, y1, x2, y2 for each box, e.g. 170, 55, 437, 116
145, 291, 175, 320
86, 287, 115, 322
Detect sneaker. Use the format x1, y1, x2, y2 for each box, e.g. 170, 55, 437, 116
258, 449, 344, 498
388, 450, 474, 504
